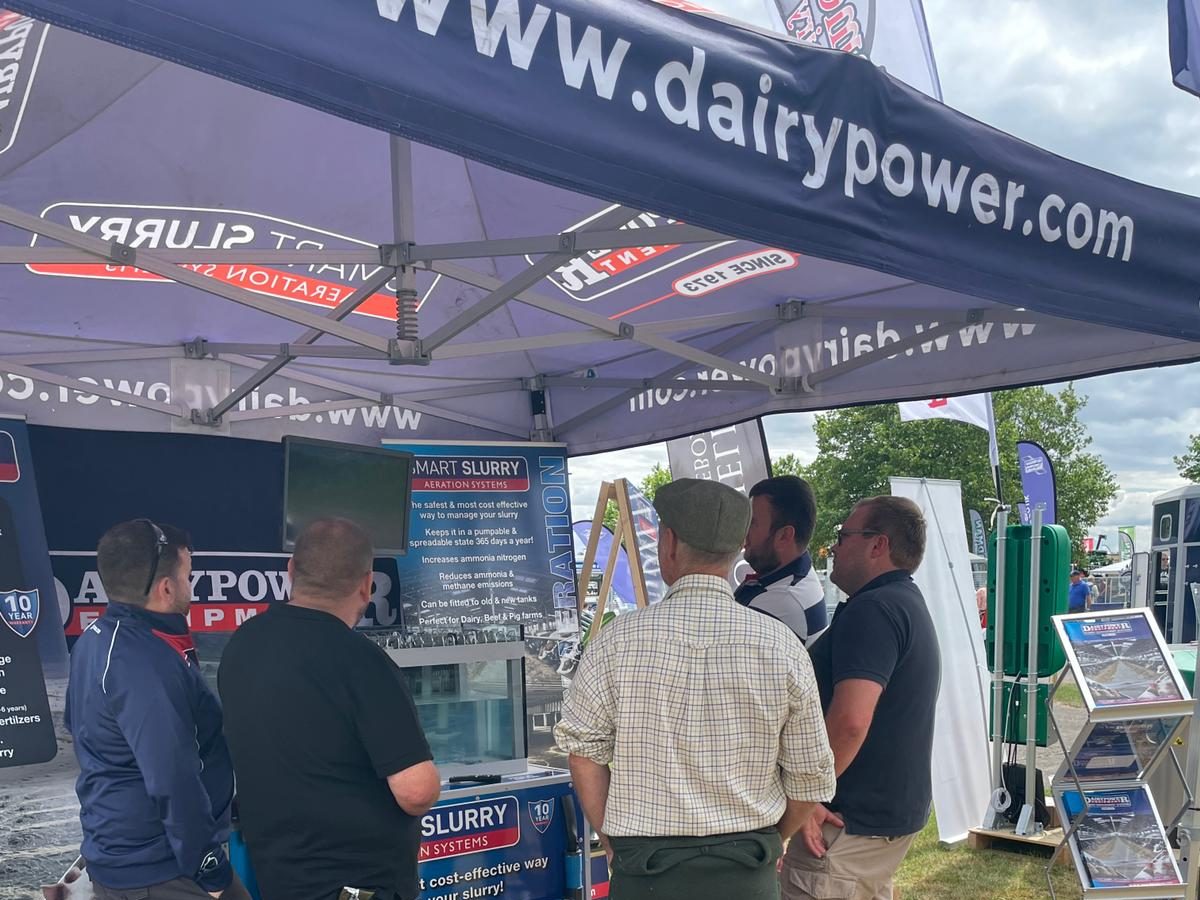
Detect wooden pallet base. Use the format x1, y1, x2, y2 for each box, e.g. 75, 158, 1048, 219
967, 826, 1071, 865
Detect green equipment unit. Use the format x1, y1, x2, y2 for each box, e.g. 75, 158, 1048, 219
989, 680, 1049, 746
985, 523, 1071, 677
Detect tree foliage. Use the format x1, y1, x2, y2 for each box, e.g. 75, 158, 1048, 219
792, 386, 1117, 552
770, 453, 805, 478
1175, 433, 1200, 483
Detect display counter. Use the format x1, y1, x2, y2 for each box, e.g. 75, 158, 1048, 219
374, 627, 527, 779
369, 627, 598, 899
419, 766, 580, 900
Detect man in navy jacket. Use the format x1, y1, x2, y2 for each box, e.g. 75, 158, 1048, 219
65, 519, 250, 900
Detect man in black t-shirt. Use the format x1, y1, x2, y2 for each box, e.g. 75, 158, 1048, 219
781, 496, 940, 900
218, 518, 440, 900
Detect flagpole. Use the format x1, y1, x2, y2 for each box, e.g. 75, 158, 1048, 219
986, 393, 1002, 502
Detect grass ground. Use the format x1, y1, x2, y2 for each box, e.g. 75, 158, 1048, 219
889, 676, 1095, 896
1051, 681, 1084, 709
895, 814, 1083, 900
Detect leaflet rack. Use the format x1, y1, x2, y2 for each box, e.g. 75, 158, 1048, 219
1047, 608, 1193, 900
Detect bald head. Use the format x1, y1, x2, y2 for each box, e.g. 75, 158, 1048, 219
290, 518, 374, 608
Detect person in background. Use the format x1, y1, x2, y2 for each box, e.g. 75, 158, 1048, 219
556, 478, 835, 900
65, 519, 249, 900
219, 518, 440, 900
736, 475, 828, 645
1082, 568, 1100, 604
782, 496, 940, 900
1068, 568, 1089, 612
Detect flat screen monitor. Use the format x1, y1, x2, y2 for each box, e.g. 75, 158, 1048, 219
282, 437, 413, 554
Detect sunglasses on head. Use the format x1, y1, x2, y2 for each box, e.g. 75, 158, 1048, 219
134, 519, 169, 597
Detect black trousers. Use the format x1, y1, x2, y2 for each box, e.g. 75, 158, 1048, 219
608, 828, 783, 900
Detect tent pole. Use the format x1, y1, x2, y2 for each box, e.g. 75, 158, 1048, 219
390, 136, 419, 348
419, 205, 637, 352
429, 259, 779, 388
551, 320, 777, 436
205, 265, 396, 422
0, 358, 182, 416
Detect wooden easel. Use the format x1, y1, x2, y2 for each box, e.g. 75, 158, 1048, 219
576, 479, 651, 643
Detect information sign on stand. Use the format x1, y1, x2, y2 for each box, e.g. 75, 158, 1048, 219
1055, 610, 1192, 723
0, 420, 57, 768
575, 479, 663, 643
1049, 608, 1193, 900
1059, 786, 1183, 894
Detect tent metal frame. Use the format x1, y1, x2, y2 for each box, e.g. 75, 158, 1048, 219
0, 136, 1049, 442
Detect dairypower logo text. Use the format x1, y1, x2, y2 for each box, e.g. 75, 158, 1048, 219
420, 797, 520, 861
57, 556, 400, 634
412, 456, 530, 492
375, 1, 1135, 265
28, 204, 409, 321
1080, 621, 1135, 634
0, 10, 48, 155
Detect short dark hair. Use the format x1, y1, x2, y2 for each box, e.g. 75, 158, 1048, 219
291, 518, 374, 602
97, 520, 191, 606
856, 496, 926, 571
748, 476, 817, 547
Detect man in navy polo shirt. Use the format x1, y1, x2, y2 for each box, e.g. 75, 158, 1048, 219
781, 496, 940, 900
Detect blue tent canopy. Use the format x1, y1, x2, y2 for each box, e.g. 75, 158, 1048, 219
0, 1, 1195, 452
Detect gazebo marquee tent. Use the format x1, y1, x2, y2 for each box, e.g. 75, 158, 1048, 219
0, 0, 1195, 454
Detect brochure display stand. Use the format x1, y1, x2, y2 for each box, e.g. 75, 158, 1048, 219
1048, 608, 1194, 899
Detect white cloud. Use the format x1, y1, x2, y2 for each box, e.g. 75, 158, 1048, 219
761, 412, 819, 465
568, 444, 669, 519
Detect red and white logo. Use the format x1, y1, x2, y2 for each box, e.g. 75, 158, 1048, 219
781, 0, 875, 57
673, 249, 798, 298
28, 202, 422, 321
532, 206, 728, 303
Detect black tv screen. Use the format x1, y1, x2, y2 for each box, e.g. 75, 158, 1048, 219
282, 437, 413, 554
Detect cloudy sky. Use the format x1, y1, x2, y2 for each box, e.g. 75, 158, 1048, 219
569, 0, 1200, 538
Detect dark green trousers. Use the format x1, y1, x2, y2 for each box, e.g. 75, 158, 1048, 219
608, 828, 782, 900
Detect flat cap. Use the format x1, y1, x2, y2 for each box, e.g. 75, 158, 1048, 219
653, 478, 750, 554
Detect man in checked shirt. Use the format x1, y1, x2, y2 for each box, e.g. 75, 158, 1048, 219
554, 478, 835, 900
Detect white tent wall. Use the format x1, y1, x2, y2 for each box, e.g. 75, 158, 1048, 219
890, 476, 992, 843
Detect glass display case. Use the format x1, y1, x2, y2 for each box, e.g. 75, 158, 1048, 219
369, 626, 528, 777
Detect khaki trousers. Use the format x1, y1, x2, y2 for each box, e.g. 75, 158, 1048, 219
780, 822, 916, 900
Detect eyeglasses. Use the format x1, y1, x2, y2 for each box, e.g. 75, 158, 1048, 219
834, 525, 882, 545
135, 518, 169, 597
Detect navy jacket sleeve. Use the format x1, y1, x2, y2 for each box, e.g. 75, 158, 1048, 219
107, 649, 232, 892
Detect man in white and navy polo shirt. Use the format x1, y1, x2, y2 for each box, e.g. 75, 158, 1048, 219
736, 475, 827, 646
